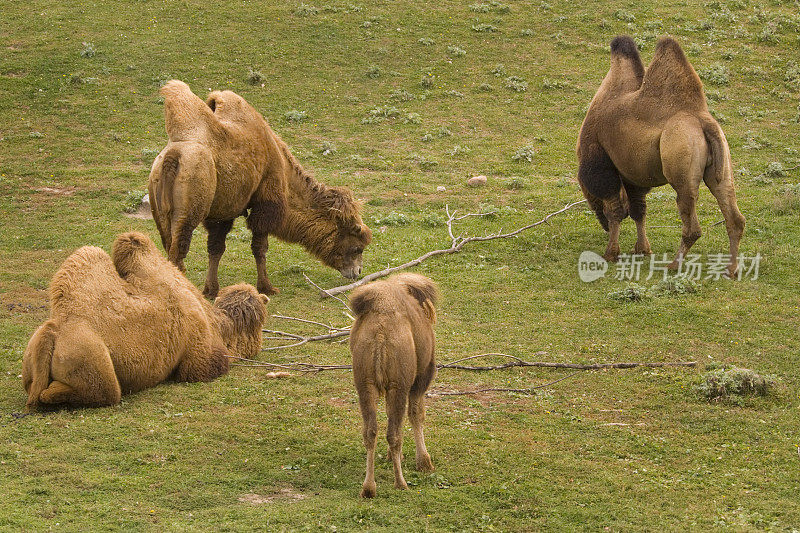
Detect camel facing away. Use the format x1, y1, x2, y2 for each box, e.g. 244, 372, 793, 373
22, 232, 270, 409
349, 273, 439, 498
149, 80, 372, 298
577, 36, 745, 277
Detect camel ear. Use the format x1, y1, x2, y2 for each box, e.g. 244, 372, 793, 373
259, 294, 270, 305
206, 96, 218, 112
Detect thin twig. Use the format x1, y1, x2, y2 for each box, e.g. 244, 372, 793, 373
427, 371, 581, 397
271, 314, 349, 332
304, 273, 353, 311
321, 199, 587, 297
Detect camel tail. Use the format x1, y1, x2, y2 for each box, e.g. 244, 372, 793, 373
23, 321, 57, 410
372, 332, 388, 392
150, 148, 181, 248
702, 119, 731, 184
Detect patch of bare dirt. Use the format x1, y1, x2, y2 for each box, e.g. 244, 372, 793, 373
36, 186, 75, 196
124, 204, 153, 220
238, 488, 308, 505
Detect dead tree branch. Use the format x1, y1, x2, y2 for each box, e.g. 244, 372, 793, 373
426, 371, 582, 397
437, 353, 697, 371
319, 199, 587, 297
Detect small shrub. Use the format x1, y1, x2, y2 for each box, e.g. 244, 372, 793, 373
402, 113, 421, 124
608, 283, 650, 302
29, 131, 44, 138
80, 42, 96, 58
416, 157, 438, 170
449, 144, 471, 156
420, 73, 435, 88
773, 184, 800, 214
246, 68, 265, 85
421, 133, 434, 142
784, 61, 800, 90
319, 141, 337, 156
389, 89, 415, 102
444, 89, 465, 98
763, 161, 786, 180
649, 275, 699, 297
542, 77, 570, 90
284, 110, 308, 123
365, 65, 382, 79
520, 28, 534, 36
294, 3, 319, 16
418, 37, 435, 46
613, 9, 635, 22
434, 126, 452, 137
421, 212, 446, 227
140, 148, 160, 165
505, 177, 525, 190
511, 144, 536, 162
447, 45, 467, 57
491, 64, 507, 77
697, 364, 776, 402
472, 23, 499, 33
698, 63, 730, 85
469, 3, 490, 13
505, 76, 528, 92
477, 83, 493, 92
372, 212, 410, 226
122, 190, 147, 213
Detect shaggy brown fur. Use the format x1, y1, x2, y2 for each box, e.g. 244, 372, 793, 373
349, 273, 438, 498
21, 232, 269, 410
577, 36, 745, 277
148, 80, 372, 298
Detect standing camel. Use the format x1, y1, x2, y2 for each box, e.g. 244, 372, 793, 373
149, 80, 372, 297
577, 36, 745, 277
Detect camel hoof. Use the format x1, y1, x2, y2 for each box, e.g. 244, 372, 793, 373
259, 286, 280, 296
633, 245, 652, 255
360, 484, 376, 499
202, 286, 219, 299
395, 481, 409, 490
666, 260, 680, 270
416, 456, 435, 473
603, 252, 619, 262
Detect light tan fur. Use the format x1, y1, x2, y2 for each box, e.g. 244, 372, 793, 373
349, 273, 438, 498
148, 80, 372, 298
577, 36, 745, 277
21, 232, 269, 410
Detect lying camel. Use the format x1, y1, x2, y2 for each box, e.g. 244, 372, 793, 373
22, 232, 270, 409
577, 36, 745, 277
349, 273, 439, 498
149, 80, 372, 298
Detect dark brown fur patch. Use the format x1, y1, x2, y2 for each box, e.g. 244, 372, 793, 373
246, 200, 285, 235
578, 143, 623, 200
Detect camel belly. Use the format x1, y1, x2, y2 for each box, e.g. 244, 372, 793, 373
207, 152, 265, 220
602, 123, 668, 188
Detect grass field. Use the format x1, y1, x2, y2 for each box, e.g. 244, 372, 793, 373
1, 0, 799, 530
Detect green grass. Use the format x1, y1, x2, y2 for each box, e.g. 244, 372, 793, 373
1, 0, 799, 531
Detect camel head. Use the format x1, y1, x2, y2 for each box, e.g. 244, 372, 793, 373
213, 283, 270, 358
308, 184, 373, 280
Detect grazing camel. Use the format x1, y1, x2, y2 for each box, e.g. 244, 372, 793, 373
149, 80, 372, 298
349, 273, 439, 498
22, 232, 270, 409
577, 36, 745, 277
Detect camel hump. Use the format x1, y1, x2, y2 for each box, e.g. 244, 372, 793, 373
640, 37, 706, 107
610, 36, 641, 62
160, 80, 219, 142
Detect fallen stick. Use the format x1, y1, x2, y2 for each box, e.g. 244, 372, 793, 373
426, 371, 582, 397
320, 199, 587, 297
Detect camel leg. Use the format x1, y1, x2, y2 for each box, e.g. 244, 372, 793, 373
386, 387, 409, 490
202, 219, 234, 299
358, 384, 379, 498
703, 174, 745, 278
43, 325, 121, 407
602, 195, 626, 262
409, 360, 435, 472
667, 186, 702, 270
623, 182, 652, 254
173, 344, 229, 383
247, 203, 281, 296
